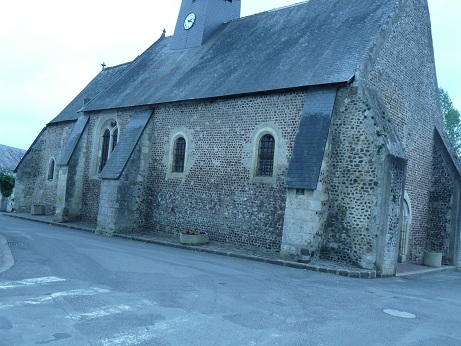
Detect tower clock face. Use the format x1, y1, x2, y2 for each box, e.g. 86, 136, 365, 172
184, 13, 196, 30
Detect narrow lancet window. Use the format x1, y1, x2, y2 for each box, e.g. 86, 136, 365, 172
47, 158, 55, 180
99, 128, 111, 173
98, 121, 119, 174
173, 137, 186, 173
257, 134, 275, 176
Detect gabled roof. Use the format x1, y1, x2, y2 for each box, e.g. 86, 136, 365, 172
84, 0, 397, 112
0, 144, 26, 172
49, 63, 131, 124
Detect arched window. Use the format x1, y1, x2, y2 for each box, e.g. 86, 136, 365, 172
256, 134, 275, 176
98, 121, 119, 173
47, 158, 55, 180
173, 137, 186, 173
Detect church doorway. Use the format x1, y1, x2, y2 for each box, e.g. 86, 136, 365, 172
398, 193, 411, 263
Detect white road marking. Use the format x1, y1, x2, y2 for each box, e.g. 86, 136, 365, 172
98, 325, 158, 346
68, 305, 131, 320
0, 276, 66, 289
18, 277, 66, 285
51, 287, 110, 298
383, 309, 416, 319
2, 231, 34, 240
0, 287, 110, 310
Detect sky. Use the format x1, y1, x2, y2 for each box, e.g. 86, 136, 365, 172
0, 0, 459, 150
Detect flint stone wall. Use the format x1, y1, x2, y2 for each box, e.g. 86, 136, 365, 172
363, 0, 440, 263
14, 123, 73, 215
427, 144, 453, 264
140, 92, 306, 250
321, 87, 386, 268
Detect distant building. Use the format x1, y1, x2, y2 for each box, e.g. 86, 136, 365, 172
14, 0, 461, 276
0, 144, 26, 211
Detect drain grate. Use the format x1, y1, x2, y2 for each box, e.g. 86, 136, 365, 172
7, 242, 24, 246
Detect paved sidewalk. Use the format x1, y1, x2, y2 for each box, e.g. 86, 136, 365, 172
395, 261, 456, 277
2, 212, 457, 278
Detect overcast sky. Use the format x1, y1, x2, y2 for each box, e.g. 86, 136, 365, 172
0, 0, 459, 150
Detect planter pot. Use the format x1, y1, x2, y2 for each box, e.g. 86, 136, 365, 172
31, 204, 45, 215
423, 251, 442, 267
180, 232, 209, 245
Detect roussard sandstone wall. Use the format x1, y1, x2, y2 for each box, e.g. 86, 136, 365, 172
280, 143, 330, 263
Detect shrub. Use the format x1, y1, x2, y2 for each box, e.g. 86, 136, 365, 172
0, 169, 15, 198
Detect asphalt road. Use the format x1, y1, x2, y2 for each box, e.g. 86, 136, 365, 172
0, 214, 460, 346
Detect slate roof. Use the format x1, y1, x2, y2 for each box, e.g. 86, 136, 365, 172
0, 144, 26, 172
83, 0, 397, 112
99, 109, 153, 179
49, 63, 131, 124
57, 115, 90, 166
285, 88, 337, 189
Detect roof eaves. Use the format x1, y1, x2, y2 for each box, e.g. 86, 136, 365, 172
83, 79, 353, 112
14, 127, 46, 173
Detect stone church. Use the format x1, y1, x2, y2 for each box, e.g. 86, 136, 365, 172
14, 0, 461, 276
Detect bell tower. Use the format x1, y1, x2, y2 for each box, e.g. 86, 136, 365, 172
170, 0, 241, 50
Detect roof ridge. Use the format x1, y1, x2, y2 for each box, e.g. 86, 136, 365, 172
103, 61, 132, 71
228, 0, 311, 23
80, 0, 398, 111
266, 0, 311, 13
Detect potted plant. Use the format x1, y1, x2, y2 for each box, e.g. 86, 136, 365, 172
31, 203, 45, 215
179, 229, 209, 245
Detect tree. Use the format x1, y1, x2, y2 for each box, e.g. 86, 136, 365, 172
439, 88, 461, 155
0, 169, 15, 198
